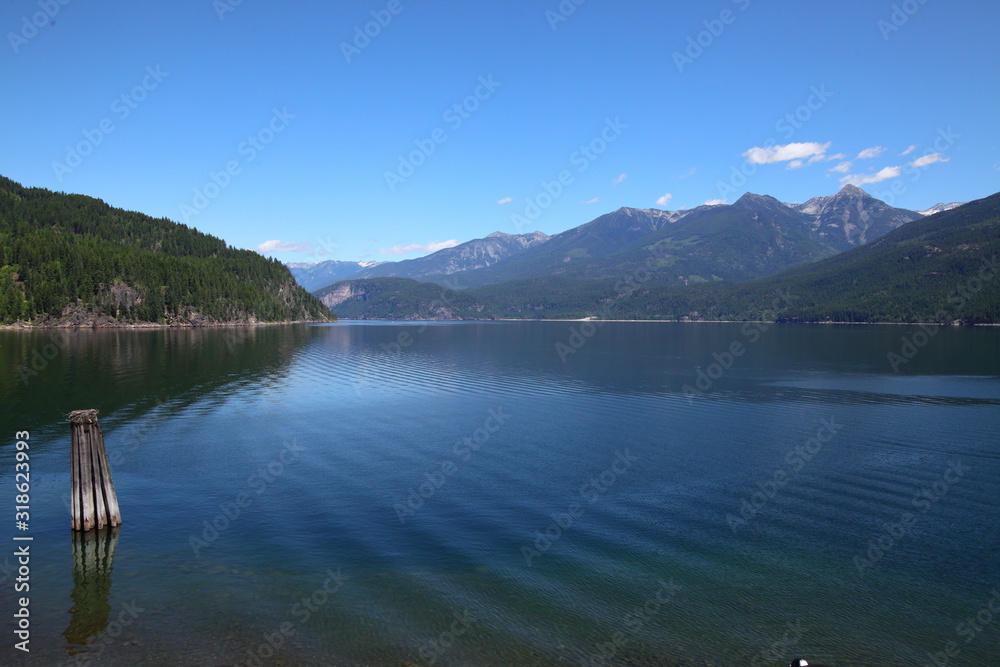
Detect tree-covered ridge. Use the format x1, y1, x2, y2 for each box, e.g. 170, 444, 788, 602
322, 192, 1000, 324
315, 277, 489, 320
0, 176, 332, 324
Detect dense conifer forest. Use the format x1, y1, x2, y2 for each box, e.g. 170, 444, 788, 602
0, 176, 332, 325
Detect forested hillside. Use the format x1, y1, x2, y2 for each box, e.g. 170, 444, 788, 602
0, 176, 332, 325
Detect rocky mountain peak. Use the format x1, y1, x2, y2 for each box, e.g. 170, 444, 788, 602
837, 183, 872, 199
733, 192, 783, 209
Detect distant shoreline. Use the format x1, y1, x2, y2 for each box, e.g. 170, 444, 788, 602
334, 318, 1000, 326
0, 319, 329, 330
3, 318, 997, 330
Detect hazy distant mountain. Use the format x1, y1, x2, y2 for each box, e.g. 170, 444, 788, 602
349, 231, 550, 282
427, 207, 695, 288
297, 186, 928, 296
309, 185, 972, 321
794, 183, 924, 250
288, 232, 549, 292
919, 202, 966, 216
322, 194, 1000, 324
434, 193, 839, 288
286, 260, 382, 292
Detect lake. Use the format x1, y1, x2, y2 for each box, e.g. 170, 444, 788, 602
1, 322, 998, 666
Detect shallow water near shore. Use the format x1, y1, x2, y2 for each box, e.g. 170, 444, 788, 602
1, 322, 998, 665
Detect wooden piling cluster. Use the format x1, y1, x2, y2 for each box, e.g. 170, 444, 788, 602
69, 410, 122, 531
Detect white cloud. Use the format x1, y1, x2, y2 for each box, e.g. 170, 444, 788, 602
909, 153, 949, 168
582, 197, 600, 204
829, 161, 853, 173
656, 193, 673, 207
827, 153, 846, 161
901, 145, 917, 156
679, 167, 697, 178
787, 159, 806, 170
743, 141, 831, 165
257, 240, 312, 253
704, 199, 727, 206
497, 196, 513, 205
378, 239, 460, 256
839, 166, 902, 186
612, 173, 627, 186
857, 146, 886, 160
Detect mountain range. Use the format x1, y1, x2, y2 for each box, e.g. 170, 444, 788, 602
303, 185, 979, 320
286, 260, 384, 292
320, 190, 1000, 323
4, 171, 985, 327
353, 230, 550, 281
292, 185, 944, 296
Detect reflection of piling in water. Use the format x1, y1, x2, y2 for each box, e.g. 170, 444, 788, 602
64, 527, 119, 650
69, 410, 122, 531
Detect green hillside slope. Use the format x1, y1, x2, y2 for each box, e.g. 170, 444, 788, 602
0, 176, 332, 325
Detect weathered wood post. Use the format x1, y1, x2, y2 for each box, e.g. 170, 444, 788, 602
69, 410, 122, 531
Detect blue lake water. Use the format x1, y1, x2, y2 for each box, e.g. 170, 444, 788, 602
1, 322, 999, 665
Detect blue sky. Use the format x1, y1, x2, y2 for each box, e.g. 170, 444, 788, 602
3, 0, 998, 262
